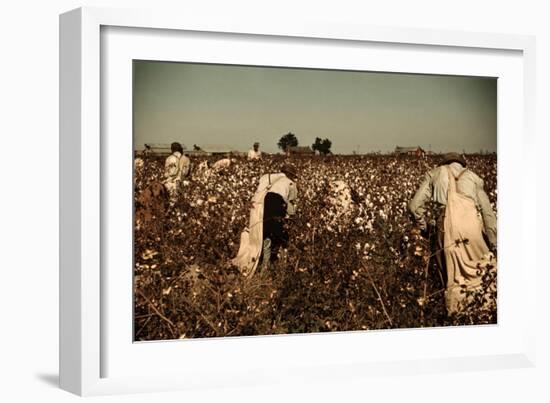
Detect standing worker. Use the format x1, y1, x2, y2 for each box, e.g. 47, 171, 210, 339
408, 152, 497, 314
163, 142, 191, 206
247, 142, 262, 160
142, 143, 152, 157
233, 164, 298, 277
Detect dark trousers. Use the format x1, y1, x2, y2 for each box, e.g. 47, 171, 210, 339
262, 192, 289, 262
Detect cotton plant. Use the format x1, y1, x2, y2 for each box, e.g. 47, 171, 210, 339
133, 154, 497, 340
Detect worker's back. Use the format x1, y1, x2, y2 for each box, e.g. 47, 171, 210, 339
429, 162, 484, 206
256, 173, 294, 202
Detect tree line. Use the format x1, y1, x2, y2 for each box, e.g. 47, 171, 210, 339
277, 132, 332, 155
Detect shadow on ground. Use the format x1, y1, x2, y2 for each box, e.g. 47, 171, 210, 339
35, 373, 59, 388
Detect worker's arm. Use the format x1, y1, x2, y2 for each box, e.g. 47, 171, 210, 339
179, 156, 190, 178
408, 172, 432, 230
286, 182, 297, 216
476, 179, 497, 248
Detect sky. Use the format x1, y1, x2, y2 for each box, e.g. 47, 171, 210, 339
133, 61, 497, 154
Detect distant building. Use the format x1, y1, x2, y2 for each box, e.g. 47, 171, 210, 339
231, 151, 249, 158
200, 145, 236, 157
184, 149, 208, 157
287, 146, 315, 156
394, 146, 425, 157
139, 143, 187, 157
137, 143, 241, 157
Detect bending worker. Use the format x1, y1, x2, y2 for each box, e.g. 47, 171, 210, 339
408, 152, 497, 314
232, 164, 298, 277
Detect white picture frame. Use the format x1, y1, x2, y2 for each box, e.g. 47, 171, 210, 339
59, 6, 537, 396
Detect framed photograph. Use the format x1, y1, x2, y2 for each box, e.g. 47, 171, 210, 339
60, 7, 536, 396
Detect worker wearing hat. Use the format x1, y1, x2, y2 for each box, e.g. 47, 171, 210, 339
408, 152, 497, 314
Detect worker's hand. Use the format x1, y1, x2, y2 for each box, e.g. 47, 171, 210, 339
485, 231, 497, 256
489, 236, 497, 251
410, 227, 421, 236
489, 242, 497, 258
411, 225, 427, 239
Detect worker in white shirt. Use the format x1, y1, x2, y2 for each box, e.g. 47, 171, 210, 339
247, 142, 262, 160
163, 142, 191, 205
211, 157, 236, 172
409, 152, 497, 314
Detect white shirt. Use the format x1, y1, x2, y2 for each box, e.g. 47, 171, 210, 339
247, 149, 261, 160
164, 151, 190, 182
409, 162, 497, 246
256, 173, 297, 215
212, 158, 232, 170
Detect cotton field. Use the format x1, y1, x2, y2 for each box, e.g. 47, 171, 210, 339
134, 154, 497, 341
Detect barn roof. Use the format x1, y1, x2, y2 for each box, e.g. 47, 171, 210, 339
143, 143, 187, 150
395, 146, 424, 153
288, 146, 314, 153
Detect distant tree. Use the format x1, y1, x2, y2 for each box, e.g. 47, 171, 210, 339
312, 137, 332, 155
277, 132, 298, 152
